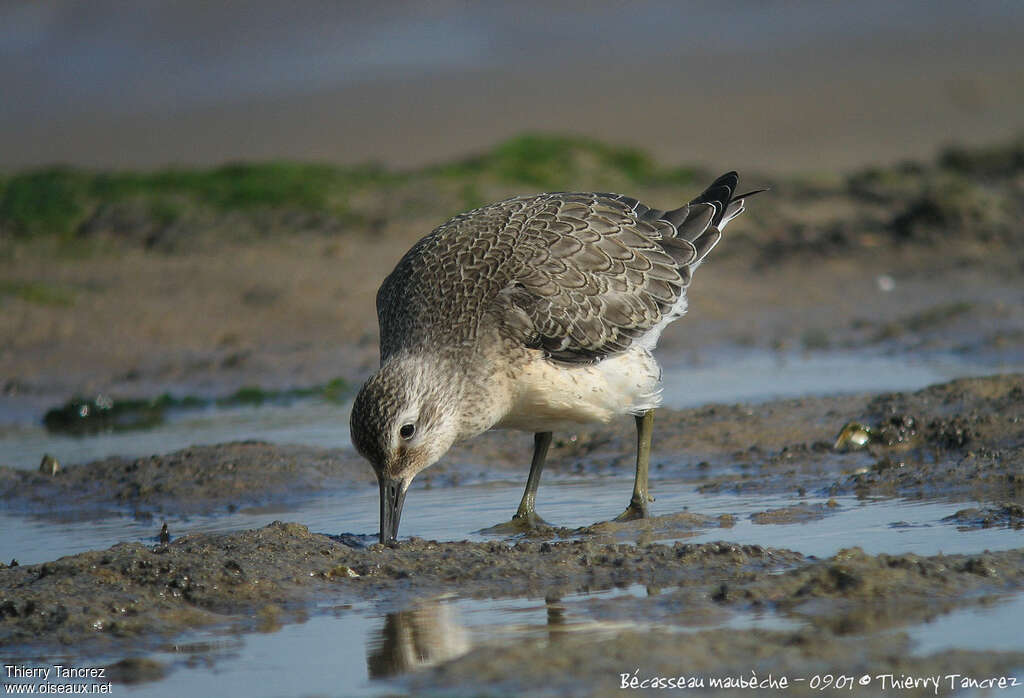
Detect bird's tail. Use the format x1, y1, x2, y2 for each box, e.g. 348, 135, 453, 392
688, 171, 767, 231
657, 172, 766, 270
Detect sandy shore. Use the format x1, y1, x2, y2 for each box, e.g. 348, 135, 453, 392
2, 2, 1023, 174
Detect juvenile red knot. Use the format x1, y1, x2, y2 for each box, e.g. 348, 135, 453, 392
350, 172, 763, 543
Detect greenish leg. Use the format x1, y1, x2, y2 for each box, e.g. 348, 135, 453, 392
513, 431, 552, 524
615, 410, 654, 521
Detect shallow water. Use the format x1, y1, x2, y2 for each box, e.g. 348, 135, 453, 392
3, 476, 1019, 566
2, 348, 1020, 471
658, 348, 1008, 409
1, 583, 805, 697
907, 593, 1024, 657
0, 399, 350, 472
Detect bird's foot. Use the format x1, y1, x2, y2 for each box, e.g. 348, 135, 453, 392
513, 509, 552, 527
613, 500, 650, 522
479, 511, 552, 535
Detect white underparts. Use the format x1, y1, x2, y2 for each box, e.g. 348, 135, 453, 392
497, 347, 663, 433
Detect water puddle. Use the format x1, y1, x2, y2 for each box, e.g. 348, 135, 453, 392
2, 608, 389, 697
1, 483, 1021, 696
682, 496, 1021, 559
3, 479, 1019, 566
906, 592, 1024, 656
0, 399, 351, 472
7, 574, 1021, 697
659, 349, 1016, 408
0, 584, 800, 697
3, 348, 1021, 471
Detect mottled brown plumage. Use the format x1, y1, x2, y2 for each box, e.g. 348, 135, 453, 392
351, 172, 761, 542
378, 176, 740, 364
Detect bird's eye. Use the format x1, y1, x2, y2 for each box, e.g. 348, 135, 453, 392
399, 423, 415, 440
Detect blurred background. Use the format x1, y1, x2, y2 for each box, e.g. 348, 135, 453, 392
2, 0, 1023, 173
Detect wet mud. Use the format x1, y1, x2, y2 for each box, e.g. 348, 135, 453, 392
1, 525, 1022, 695
1, 374, 1023, 693
5, 374, 1020, 524
943, 504, 1024, 531
0, 442, 372, 519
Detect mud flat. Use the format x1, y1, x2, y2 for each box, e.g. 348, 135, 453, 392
0, 442, 371, 519
3, 523, 1024, 694
2, 138, 1023, 693
3, 375, 1021, 520
2, 374, 1023, 694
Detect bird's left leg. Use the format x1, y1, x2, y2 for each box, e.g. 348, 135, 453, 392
614, 410, 654, 521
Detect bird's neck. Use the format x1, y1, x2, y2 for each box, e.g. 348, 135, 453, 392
450, 350, 518, 442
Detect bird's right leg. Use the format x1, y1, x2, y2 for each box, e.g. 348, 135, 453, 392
513, 431, 552, 525
480, 431, 552, 534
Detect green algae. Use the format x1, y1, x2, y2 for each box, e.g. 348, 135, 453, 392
42, 377, 351, 435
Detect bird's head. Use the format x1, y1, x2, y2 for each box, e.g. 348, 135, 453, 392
350, 355, 462, 543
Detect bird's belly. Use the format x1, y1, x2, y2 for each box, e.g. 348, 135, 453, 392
495, 349, 662, 433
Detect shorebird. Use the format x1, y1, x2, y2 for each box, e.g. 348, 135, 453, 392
350, 172, 761, 543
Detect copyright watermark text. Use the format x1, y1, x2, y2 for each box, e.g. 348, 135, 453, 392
4, 665, 112, 694
618, 669, 1022, 693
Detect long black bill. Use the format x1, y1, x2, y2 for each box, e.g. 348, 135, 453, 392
378, 477, 408, 544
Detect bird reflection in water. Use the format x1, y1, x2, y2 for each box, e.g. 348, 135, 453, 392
366, 596, 576, 678
366, 601, 470, 678
367, 591, 656, 678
